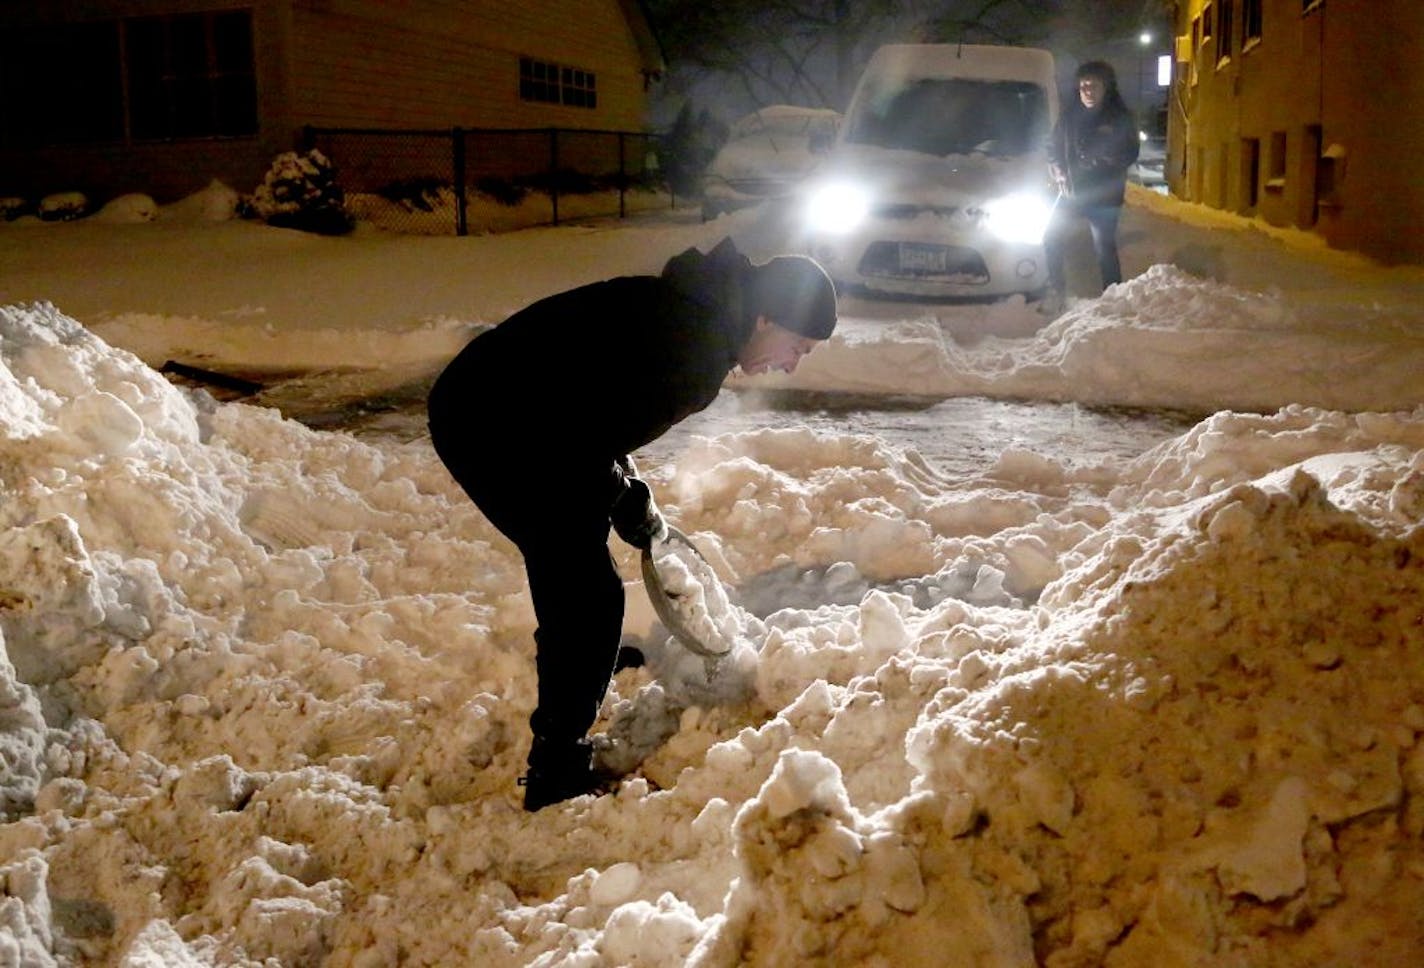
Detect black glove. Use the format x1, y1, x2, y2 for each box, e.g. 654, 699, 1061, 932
610, 475, 666, 551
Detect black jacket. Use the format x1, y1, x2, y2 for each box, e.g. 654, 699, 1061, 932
1049, 98, 1139, 208
428, 237, 755, 467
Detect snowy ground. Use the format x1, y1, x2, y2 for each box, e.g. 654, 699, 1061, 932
1, 186, 1423, 966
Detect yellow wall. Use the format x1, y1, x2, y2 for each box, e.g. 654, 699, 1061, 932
1169, 0, 1424, 264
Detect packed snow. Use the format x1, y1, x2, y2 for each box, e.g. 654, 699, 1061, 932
1, 182, 1423, 966
644, 529, 748, 658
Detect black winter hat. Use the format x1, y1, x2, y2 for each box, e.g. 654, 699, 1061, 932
1075, 60, 1119, 91
745, 255, 838, 340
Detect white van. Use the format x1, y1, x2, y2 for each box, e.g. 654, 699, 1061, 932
802, 44, 1059, 299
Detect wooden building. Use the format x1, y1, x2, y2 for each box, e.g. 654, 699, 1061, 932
1169, 0, 1424, 265
0, 1, 664, 202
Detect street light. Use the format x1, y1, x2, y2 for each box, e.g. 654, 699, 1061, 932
1136, 32, 1154, 108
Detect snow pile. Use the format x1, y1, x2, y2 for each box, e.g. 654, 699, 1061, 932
645, 528, 753, 656
779, 264, 1424, 413
91, 194, 160, 225
160, 181, 243, 223
1, 303, 1422, 965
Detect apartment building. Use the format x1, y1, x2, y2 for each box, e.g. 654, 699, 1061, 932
1169, 0, 1424, 264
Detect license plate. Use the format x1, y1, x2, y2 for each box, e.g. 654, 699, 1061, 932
898, 243, 946, 273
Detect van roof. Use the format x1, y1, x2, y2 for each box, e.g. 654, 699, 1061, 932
858, 43, 1056, 86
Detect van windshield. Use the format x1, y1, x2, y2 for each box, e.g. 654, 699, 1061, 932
845, 77, 1048, 157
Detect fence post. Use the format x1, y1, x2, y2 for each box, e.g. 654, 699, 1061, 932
549, 128, 560, 226
655, 134, 675, 210
618, 131, 627, 219
453, 127, 467, 237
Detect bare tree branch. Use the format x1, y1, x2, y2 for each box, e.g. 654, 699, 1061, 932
643, 0, 1167, 119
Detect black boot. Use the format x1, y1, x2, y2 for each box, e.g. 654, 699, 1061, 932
520, 737, 616, 812
614, 645, 645, 671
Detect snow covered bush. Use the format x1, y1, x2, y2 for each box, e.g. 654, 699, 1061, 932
93, 193, 159, 223
37, 192, 89, 222
246, 149, 353, 235
659, 103, 728, 196
164, 180, 241, 222
0, 196, 32, 221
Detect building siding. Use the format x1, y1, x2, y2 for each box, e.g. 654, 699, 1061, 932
0, 0, 658, 203
0, 0, 293, 201
287, 0, 651, 131
1169, 0, 1424, 265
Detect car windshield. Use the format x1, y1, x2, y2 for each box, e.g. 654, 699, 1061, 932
845, 77, 1047, 157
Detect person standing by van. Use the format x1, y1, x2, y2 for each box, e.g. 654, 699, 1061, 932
1042, 60, 1139, 313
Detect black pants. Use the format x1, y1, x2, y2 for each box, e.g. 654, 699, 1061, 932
1045, 202, 1123, 295
427, 418, 623, 756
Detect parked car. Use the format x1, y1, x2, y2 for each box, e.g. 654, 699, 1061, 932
700, 105, 841, 221
801, 44, 1059, 300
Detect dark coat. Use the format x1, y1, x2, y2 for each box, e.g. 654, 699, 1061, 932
427, 237, 755, 474
1049, 97, 1139, 208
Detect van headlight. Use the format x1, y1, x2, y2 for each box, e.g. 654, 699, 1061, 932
804, 182, 871, 234
982, 192, 1054, 245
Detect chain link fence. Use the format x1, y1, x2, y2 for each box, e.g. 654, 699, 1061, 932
303, 126, 675, 235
